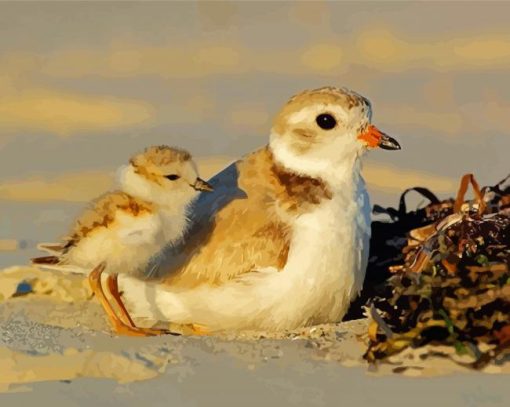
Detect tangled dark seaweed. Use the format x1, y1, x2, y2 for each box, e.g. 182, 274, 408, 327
364, 174, 510, 368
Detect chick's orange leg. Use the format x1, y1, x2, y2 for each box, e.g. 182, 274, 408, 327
89, 263, 173, 337
106, 274, 136, 327
105, 273, 175, 336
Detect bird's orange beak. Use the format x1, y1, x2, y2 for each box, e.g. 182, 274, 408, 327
358, 125, 401, 150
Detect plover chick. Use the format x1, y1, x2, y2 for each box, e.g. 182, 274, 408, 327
32, 145, 213, 336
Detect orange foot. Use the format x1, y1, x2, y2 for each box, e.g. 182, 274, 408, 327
89, 263, 177, 337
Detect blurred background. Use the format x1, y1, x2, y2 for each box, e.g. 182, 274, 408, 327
1, 1, 509, 267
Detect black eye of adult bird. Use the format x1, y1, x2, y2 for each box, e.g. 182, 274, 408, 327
316, 113, 336, 130
165, 174, 180, 181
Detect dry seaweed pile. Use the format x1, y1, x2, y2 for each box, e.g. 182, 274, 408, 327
365, 174, 510, 368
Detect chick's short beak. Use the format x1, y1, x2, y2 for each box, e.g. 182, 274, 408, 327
358, 125, 401, 151
192, 177, 214, 192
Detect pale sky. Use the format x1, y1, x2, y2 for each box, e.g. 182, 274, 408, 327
0, 1, 509, 265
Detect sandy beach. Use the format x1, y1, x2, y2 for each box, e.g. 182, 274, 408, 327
0, 265, 508, 406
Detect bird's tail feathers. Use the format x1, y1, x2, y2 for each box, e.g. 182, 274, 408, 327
32, 261, 91, 275
31, 255, 60, 265
37, 242, 67, 255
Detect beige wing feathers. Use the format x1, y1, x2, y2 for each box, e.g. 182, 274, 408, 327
162, 148, 292, 288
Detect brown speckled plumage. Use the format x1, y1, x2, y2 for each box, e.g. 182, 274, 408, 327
130, 145, 191, 167
65, 191, 154, 247
130, 145, 192, 185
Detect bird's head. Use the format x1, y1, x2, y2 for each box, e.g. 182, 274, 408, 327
120, 145, 213, 206
270, 86, 400, 181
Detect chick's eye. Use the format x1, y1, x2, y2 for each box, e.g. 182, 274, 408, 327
316, 113, 336, 130
165, 174, 180, 181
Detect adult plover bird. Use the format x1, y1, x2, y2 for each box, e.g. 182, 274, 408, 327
118, 86, 401, 333
32, 145, 213, 336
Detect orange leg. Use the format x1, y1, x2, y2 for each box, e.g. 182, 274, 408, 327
108, 278, 211, 336
106, 274, 136, 327
88, 263, 174, 337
